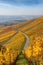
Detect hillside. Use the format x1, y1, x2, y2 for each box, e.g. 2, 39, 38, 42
0, 16, 43, 65
12, 16, 43, 36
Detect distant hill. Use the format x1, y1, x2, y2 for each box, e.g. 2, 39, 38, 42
0, 20, 22, 26
0, 23, 5, 27
0, 15, 41, 26
0, 15, 40, 22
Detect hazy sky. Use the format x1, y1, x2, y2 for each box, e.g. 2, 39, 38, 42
0, 0, 43, 15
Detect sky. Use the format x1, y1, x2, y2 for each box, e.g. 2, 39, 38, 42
0, 0, 43, 15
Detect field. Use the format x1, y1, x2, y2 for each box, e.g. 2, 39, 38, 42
0, 16, 43, 65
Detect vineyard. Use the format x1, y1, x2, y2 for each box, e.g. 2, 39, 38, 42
0, 16, 43, 65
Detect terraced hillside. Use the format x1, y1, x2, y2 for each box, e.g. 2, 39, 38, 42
0, 16, 43, 65
0, 30, 17, 42
12, 16, 43, 34
12, 16, 43, 65
0, 31, 26, 64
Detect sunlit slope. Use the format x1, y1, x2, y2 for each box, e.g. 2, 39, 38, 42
4, 31, 26, 51
25, 21, 43, 36
21, 17, 43, 65
0, 16, 43, 65
12, 16, 43, 32
4, 32, 26, 63
0, 26, 13, 33
0, 25, 17, 45
0, 16, 43, 46
18, 17, 43, 32
23, 27, 43, 65
0, 31, 26, 64
0, 30, 17, 42
11, 19, 35, 29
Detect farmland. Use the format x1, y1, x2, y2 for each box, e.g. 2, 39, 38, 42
0, 16, 43, 65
